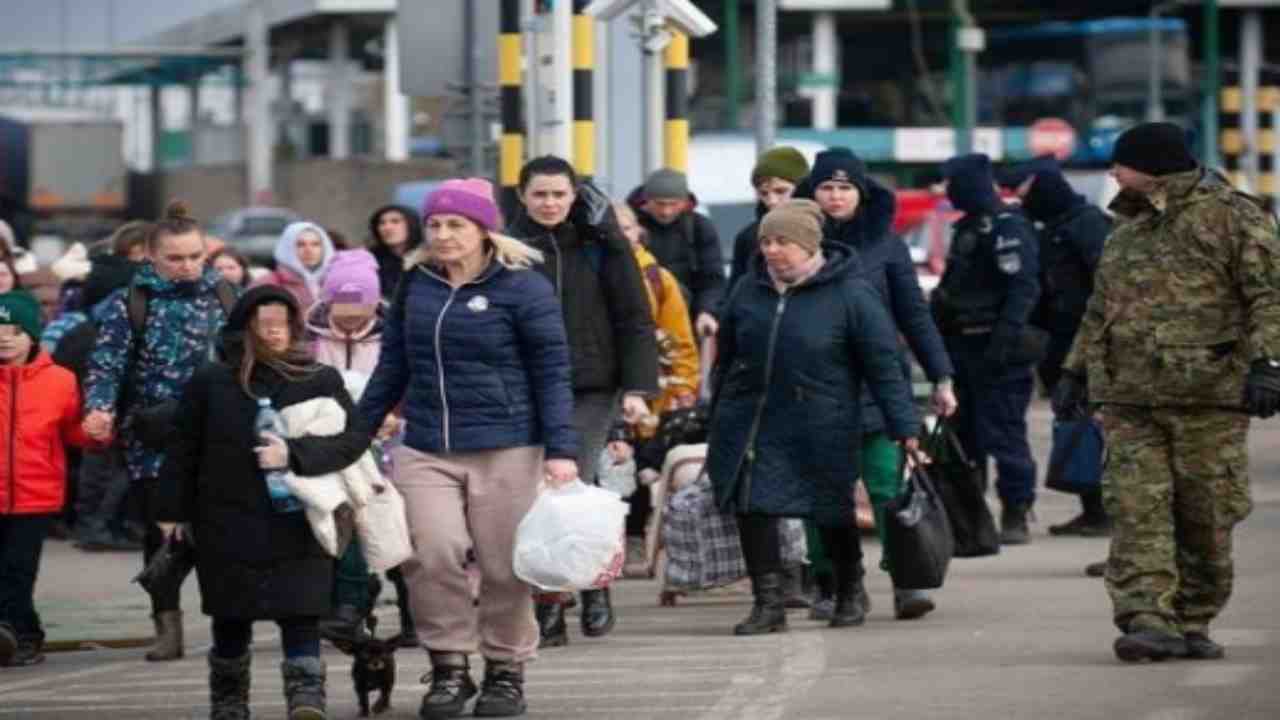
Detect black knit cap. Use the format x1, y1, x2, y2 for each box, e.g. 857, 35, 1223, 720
942, 153, 1001, 214
808, 147, 868, 191
1111, 122, 1198, 176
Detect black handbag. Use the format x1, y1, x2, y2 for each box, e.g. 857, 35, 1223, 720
924, 419, 1000, 558
132, 532, 196, 595
883, 454, 955, 591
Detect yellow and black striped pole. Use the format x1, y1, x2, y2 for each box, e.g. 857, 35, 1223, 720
499, 0, 524, 210
1220, 84, 1279, 195
572, 0, 595, 180
664, 30, 690, 173
1221, 85, 1244, 188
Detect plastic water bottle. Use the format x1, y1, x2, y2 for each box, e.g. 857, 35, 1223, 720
255, 397, 302, 513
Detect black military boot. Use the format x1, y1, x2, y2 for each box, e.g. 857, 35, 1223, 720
1113, 629, 1189, 663
473, 659, 526, 717
579, 588, 615, 638
419, 652, 478, 719
281, 656, 327, 720
535, 601, 568, 648
10, 629, 45, 667
1084, 560, 1108, 578
208, 650, 251, 720
780, 564, 812, 609
1185, 632, 1226, 660
733, 572, 788, 636
999, 503, 1032, 545
830, 564, 868, 628
1047, 513, 1112, 537
0, 622, 16, 667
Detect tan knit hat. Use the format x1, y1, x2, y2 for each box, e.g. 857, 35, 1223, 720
758, 199, 825, 255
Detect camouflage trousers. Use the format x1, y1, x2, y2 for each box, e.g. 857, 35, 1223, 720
1099, 405, 1253, 636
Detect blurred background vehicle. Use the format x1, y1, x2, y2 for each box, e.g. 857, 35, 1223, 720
207, 206, 302, 265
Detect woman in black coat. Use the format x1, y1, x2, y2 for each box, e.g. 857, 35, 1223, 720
708, 200, 919, 637
158, 284, 370, 720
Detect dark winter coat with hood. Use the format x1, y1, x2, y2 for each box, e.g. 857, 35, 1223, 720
707, 242, 919, 526
507, 199, 658, 397
625, 186, 726, 320
368, 205, 425, 300
794, 177, 953, 435
156, 285, 370, 620
357, 252, 578, 460
726, 202, 768, 297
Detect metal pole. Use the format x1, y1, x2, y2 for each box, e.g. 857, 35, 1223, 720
755, 0, 777, 153
1272, 101, 1280, 208
724, 0, 740, 129
499, 0, 525, 210
645, 34, 665, 173
572, 0, 596, 179
150, 83, 163, 172
465, 1, 485, 175
1147, 5, 1164, 122
949, 6, 972, 155
665, 31, 690, 172
246, 0, 272, 204
328, 20, 351, 159
1202, 0, 1220, 167
551, 0, 574, 158
383, 19, 409, 161
1240, 10, 1262, 189
812, 11, 837, 131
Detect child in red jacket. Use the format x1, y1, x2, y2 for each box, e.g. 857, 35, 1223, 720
0, 290, 92, 667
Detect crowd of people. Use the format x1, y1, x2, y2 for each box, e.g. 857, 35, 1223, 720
0, 119, 1277, 719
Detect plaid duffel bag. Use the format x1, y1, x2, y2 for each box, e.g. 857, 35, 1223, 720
663, 474, 747, 590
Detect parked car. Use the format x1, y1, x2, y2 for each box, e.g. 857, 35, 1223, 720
207, 206, 302, 265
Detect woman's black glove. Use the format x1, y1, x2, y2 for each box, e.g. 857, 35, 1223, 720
1244, 359, 1280, 418
1051, 370, 1088, 418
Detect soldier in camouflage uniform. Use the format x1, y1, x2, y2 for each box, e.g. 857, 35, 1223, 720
1054, 122, 1280, 663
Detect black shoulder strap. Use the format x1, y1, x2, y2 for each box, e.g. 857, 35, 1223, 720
120, 283, 149, 414
682, 212, 702, 275
127, 283, 148, 338
213, 280, 237, 316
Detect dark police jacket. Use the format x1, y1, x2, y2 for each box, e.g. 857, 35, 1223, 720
932, 206, 1040, 343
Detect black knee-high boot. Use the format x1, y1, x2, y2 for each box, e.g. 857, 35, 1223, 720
734, 515, 787, 636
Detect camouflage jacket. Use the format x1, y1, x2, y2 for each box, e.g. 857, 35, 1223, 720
1063, 168, 1280, 408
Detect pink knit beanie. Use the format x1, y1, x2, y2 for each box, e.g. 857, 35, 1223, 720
322, 249, 380, 306
422, 178, 501, 232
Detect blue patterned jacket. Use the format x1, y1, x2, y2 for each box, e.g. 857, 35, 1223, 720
84, 264, 229, 481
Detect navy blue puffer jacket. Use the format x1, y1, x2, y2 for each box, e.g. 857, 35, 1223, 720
707, 242, 919, 526
357, 257, 577, 460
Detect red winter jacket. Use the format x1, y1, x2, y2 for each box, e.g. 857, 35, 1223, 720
0, 351, 91, 515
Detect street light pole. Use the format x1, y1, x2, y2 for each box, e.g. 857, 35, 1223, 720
755, 0, 777, 153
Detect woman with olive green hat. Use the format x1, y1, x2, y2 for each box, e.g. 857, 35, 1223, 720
725, 146, 812, 294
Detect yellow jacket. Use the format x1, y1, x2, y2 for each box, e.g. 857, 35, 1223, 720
632, 245, 700, 413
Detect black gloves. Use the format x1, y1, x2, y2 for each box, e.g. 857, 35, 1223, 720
1244, 358, 1280, 418
1051, 370, 1088, 418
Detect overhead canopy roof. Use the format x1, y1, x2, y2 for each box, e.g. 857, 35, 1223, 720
0, 0, 396, 88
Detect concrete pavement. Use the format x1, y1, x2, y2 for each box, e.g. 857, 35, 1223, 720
2, 401, 1278, 718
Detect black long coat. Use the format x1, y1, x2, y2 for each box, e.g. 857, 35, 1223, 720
707, 243, 919, 527
157, 288, 370, 620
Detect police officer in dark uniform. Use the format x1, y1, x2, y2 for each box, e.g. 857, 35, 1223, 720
1000, 156, 1112, 540
932, 154, 1044, 545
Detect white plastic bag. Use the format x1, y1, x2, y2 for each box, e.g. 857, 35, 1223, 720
356, 478, 414, 572
596, 449, 637, 499
513, 480, 629, 592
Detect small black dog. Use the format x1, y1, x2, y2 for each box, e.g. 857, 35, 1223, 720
351, 615, 398, 717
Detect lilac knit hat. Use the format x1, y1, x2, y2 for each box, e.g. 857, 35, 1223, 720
422, 178, 501, 231
322, 249, 380, 306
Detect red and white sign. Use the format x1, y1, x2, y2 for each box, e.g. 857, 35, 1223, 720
1028, 118, 1078, 160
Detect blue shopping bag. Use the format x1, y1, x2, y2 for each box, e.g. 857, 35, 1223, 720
1045, 416, 1105, 494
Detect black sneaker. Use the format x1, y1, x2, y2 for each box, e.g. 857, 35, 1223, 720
10, 631, 45, 667
473, 660, 526, 717
419, 665, 477, 719
1113, 629, 1189, 663
1185, 632, 1225, 660
535, 602, 568, 648
1000, 504, 1032, 545
893, 589, 936, 620
1048, 513, 1112, 537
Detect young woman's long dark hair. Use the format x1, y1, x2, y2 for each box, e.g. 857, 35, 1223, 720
231, 296, 322, 397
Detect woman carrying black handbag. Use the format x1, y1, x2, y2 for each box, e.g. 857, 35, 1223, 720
707, 199, 920, 636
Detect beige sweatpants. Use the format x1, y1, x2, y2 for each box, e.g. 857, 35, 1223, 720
393, 444, 543, 662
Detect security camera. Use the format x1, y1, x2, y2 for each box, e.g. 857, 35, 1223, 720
661, 0, 717, 38
584, 0, 718, 38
